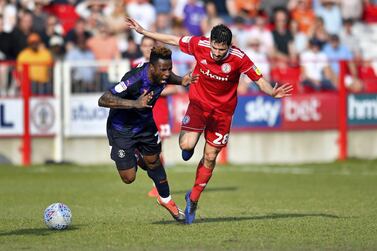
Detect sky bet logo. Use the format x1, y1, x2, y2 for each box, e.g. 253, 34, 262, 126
245, 96, 281, 127
0, 104, 13, 128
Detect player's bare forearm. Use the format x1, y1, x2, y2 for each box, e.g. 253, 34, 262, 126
168, 72, 183, 85
143, 30, 180, 46
98, 91, 138, 109
255, 77, 293, 98
98, 90, 154, 109
125, 17, 180, 46
168, 72, 198, 87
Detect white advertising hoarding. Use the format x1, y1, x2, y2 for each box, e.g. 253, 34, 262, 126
0, 98, 57, 136
65, 94, 109, 137
0, 99, 23, 135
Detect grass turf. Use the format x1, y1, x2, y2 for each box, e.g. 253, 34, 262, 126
0, 160, 377, 251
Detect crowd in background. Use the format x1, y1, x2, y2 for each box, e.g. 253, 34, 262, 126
1, 0, 377, 95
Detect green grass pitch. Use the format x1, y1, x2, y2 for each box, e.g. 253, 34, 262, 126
1, 160, 377, 251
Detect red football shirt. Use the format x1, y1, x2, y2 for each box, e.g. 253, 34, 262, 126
179, 36, 262, 114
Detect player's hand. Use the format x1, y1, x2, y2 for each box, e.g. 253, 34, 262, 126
182, 72, 199, 87
135, 90, 153, 109
272, 83, 293, 98
125, 17, 145, 34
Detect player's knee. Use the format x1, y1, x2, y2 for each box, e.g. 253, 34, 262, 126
144, 157, 161, 169
120, 173, 136, 184
121, 176, 135, 184
179, 140, 193, 151
203, 152, 217, 164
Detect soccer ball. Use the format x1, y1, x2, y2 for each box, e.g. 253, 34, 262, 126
43, 203, 72, 230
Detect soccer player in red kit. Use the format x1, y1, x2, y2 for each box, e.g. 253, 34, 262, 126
126, 18, 293, 224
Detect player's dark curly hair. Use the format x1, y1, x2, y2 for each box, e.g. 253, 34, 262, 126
210, 24, 232, 46
150, 46, 172, 64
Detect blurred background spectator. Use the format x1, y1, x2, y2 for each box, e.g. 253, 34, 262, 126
0, 0, 376, 96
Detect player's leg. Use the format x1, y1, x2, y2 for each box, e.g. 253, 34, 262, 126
185, 143, 221, 224
184, 111, 232, 224
180, 102, 206, 161
139, 125, 185, 222
111, 145, 138, 184
179, 130, 201, 161
142, 153, 185, 222
107, 128, 138, 184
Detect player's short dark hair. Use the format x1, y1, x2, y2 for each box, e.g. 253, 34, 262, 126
150, 46, 172, 64
210, 24, 232, 46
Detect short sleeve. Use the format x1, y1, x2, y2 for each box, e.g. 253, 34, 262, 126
109, 71, 141, 96
179, 36, 200, 56
240, 54, 263, 81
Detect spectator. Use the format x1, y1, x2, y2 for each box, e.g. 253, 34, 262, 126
290, 19, 308, 55
300, 38, 336, 92
0, 0, 17, 32
65, 37, 96, 93
65, 18, 92, 52
49, 35, 65, 60
17, 33, 53, 95
9, 10, 35, 59
43, 0, 80, 34
246, 10, 274, 56
322, 34, 363, 92
201, 1, 223, 37
289, 0, 315, 34
183, 0, 207, 36
314, 0, 342, 35
87, 22, 121, 91
308, 16, 329, 49
0, 14, 13, 96
339, 19, 361, 57
31, 0, 49, 34
121, 35, 142, 62
260, 0, 290, 18
271, 8, 297, 65
229, 16, 251, 49
238, 38, 271, 94
127, 0, 156, 43
226, 0, 261, 22
40, 15, 64, 49
339, 0, 363, 22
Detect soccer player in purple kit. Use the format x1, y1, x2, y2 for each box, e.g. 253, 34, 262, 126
98, 46, 197, 222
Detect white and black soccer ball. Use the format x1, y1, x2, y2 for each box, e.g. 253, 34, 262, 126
43, 203, 72, 230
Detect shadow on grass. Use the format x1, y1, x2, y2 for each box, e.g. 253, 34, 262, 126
0, 225, 81, 236
173, 186, 238, 195
152, 213, 343, 225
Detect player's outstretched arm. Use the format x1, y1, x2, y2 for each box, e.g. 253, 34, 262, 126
168, 72, 199, 86
255, 77, 293, 98
125, 17, 180, 46
98, 90, 153, 109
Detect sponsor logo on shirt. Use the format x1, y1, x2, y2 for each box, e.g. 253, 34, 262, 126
114, 81, 128, 93
221, 63, 231, 73
200, 59, 208, 65
200, 68, 229, 82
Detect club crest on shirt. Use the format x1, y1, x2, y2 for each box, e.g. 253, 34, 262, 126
118, 149, 125, 158
182, 115, 190, 125
181, 36, 192, 43
221, 63, 231, 73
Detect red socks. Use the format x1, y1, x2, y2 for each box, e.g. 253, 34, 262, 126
190, 162, 213, 202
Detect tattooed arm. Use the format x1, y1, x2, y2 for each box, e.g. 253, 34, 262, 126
98, 90, 153, 109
